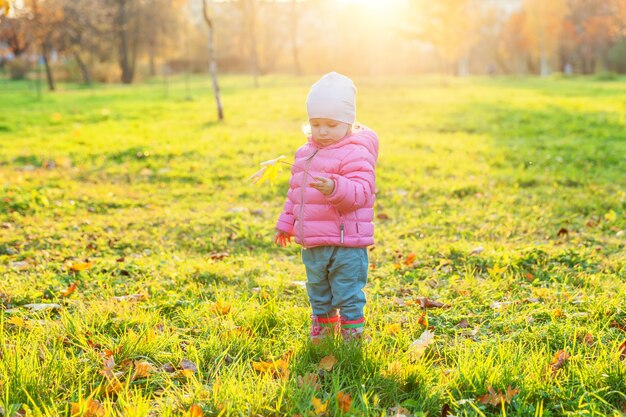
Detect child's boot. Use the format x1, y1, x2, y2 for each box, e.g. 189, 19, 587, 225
310, 314, 339, 340
340, 317, 365, 341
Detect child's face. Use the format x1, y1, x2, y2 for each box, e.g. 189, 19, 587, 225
309, 118, 351, 147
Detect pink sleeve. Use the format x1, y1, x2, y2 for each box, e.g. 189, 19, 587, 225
326, 148, 376, 213
275, 187, 295, 235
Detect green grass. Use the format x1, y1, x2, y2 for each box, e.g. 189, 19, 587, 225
1, 74, 625, 416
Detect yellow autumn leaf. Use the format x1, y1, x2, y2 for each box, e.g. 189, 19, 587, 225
6, 316, 27, 327
487, 263, 507, 276
70, 399, 105, 417
311, 397, 328, 415
248, 155, 285, 185
604, 209, 616, 222
386, 323, 401, 335
68, 261, 94, 272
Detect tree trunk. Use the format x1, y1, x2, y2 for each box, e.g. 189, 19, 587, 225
149, 43, 156, 77
117, 0, 134, 84
203, 0, 224, 121
290, 0, 301, 76
74, 52, 92, 85
245, 0, 259, 87
41, 42, 55, 91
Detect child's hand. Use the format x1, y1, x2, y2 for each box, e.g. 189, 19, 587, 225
274, 230, 292, 247
310, 176, 335, 196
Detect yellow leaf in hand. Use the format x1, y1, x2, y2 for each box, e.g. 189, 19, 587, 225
248, 155, 286, 185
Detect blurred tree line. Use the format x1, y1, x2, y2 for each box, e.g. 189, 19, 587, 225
1, 0, 625, 88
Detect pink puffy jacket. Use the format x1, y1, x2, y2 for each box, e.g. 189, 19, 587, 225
276, 125, 378, 248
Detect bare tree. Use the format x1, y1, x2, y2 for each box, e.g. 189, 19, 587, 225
290, 0, 302, 75
203, 0, 223, 121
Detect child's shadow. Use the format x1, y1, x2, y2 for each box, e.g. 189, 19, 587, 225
287, 336, 410, 415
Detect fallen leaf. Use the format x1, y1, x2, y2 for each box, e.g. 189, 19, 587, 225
311, 397, 328, 416
23, 303, 60, 312
112, 293, 147, 302
99, 355, 116, 379
619, 340, 626, 360
582, 333, 594, 347
404, 253, 416, 265
456, 319, 469, 329
61, 282, 78, 297
252, 359, 289, 380
180, 358, 198, 377
319, 354, 337, 371
70, 399, 105, 417
550, 350, 570, 376
188, 404, 204, 417
133, 361, 156, 379
487, 263, 507, 276
469, 246, 484, 256
6, 316, 27, 327
416, 297, 448, 309
69, 261, 94, 272
408, 329, 435, 359
386, 324, 401, 335
209, 251, 229, 260
441, 403, 451, 417
388, 406, 411, 417
297, 373, 320, 391
609, 321, 626, 332
337, 391, 352, 413
210, 301, 231, 316
477, 385, 519, 407
418, 312, 429, 328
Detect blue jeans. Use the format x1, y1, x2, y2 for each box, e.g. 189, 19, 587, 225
301, 246, 368, 321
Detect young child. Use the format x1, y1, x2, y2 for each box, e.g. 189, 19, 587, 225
274, 72, 379, 341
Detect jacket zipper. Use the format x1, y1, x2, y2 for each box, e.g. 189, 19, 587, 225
299, 148, 319, 247
339, 212, 345, 244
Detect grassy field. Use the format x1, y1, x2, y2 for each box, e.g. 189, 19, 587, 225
1, 75, 625, 417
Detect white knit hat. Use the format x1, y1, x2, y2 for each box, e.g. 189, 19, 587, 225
306, 72, 356, 124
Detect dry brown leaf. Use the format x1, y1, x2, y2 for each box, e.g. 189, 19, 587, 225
337, 391, 352, 413
319, 354, 337, 371
582, 333, 594, 347
252, 359, 289, 380
619, 340, 626, 361
112, 293, 147, 302
550, 350, 570, 376
297, 373, 320, 391
456, 319, 469, 329
23, 303, 60, 312
388, 406, 411, 417
416, 297, 448, 309
133, 361, 156, 379
417, 312, 429, 328
408, 329, 435, 359
180, 358, 198, 377
477, 385, 519, 407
